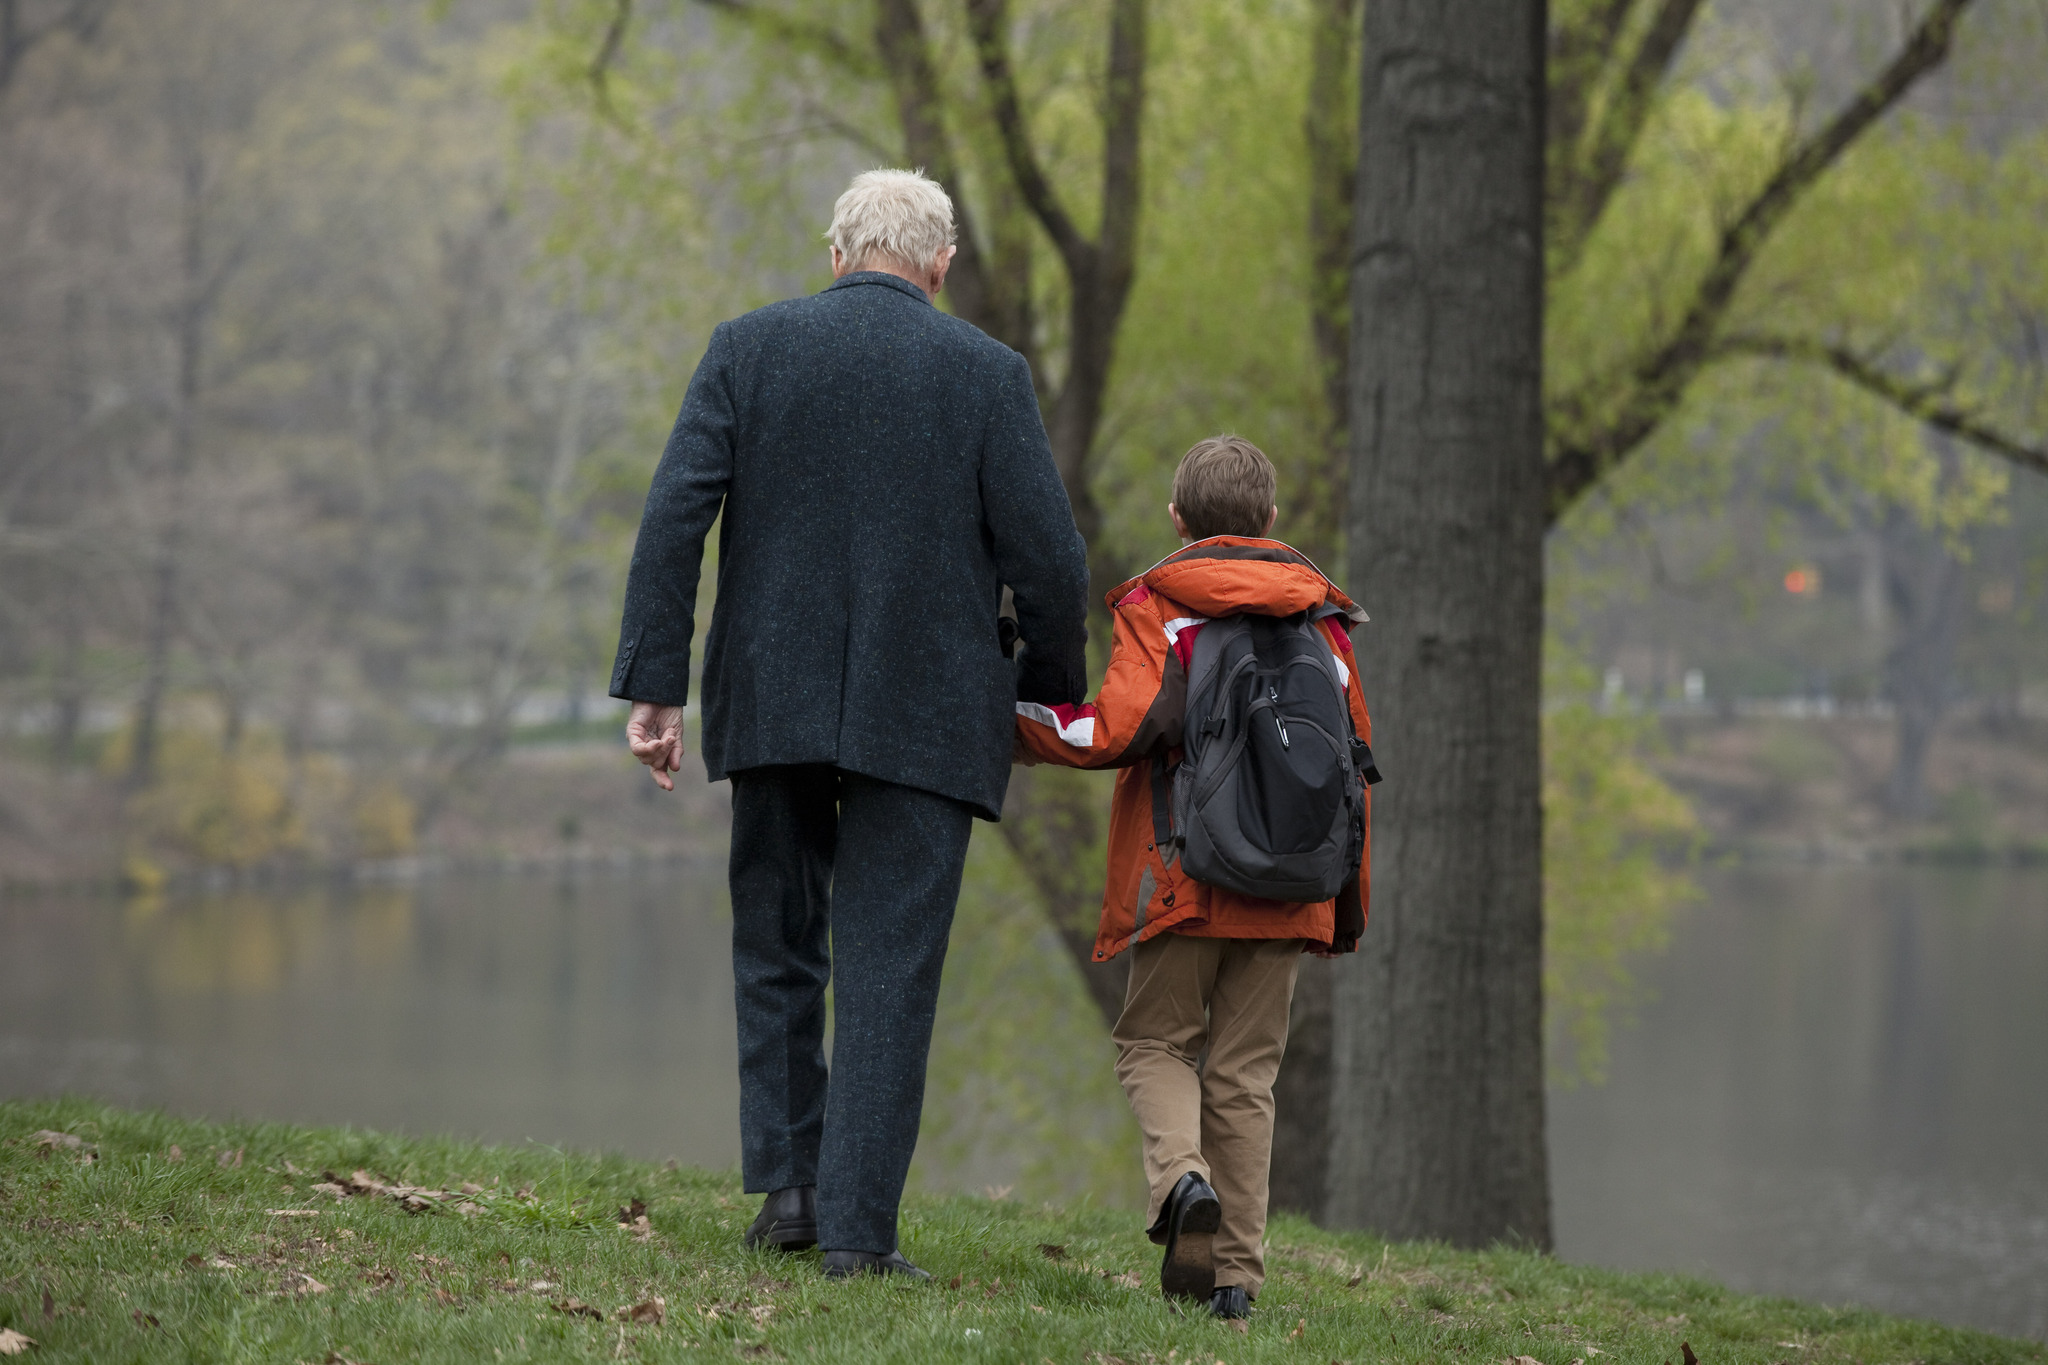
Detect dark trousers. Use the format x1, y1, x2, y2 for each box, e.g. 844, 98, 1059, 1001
728, 763, 973, 1253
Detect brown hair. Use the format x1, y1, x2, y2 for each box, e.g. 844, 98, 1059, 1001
1171, 436, 1277, 540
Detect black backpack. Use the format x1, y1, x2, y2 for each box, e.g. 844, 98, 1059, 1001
1171, 606, 1381, 903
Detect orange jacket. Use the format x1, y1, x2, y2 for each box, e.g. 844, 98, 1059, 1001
1014, 537, 1372, 962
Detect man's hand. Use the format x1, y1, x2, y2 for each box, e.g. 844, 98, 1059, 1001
627, 702, 687, 790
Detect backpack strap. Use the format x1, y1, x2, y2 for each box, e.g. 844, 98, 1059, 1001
1308, 604, 1383, 786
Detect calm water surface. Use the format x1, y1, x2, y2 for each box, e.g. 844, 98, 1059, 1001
3, 861, 2043, 1340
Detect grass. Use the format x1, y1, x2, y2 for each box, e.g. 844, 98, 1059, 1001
3, 1100, 2041, 1364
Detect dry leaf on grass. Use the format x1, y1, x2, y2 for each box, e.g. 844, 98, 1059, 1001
616, 1198, 648, 1224
217, 1147, 244, 1169
1225, 1317, 1249, 1334
617, 1297, 666, 1326
1681, 1344, 1699, 1365
268, 1209, 320, 1218
131, 1311, 160, 1329
0, 1328, 36, 1355
982, 1184, 1014, 1201
297, 1274, 330, 1295
1037, 1243, 1067, 1261
1507, 1356, 1545, 1365
31, 1131, 83, 1151
1289, 1318, 1307, 1340
166, 1145, 183, 1163
551, 1298, 604, 1320
324, 1353, 370, 1365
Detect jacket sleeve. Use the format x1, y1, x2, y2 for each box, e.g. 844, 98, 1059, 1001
1015, 593, 1184, 769
608, 325, 737, 706
979, 349, 1090, 705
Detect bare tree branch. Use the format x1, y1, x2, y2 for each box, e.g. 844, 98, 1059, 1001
1546, 0, 1978, 522
587, 0, 632, 120
693, 0, 881, 79
1549, 0, 1704, 279
1715, 331, 2048, 480
1547, 0, 1639, 193
964, 0, 1090, 273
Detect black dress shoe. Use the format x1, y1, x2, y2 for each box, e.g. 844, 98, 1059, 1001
743, 1186, 818, 1251
1209, 1285, 1250, 1319
820, 1248, 932, 1281
1155, 1171, 1221, 1301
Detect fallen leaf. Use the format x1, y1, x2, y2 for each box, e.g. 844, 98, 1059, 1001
324, 1354, 370, 1365
362, 1269, 396, 1289
298, 1274, 330, 1295
551, 1298, 604, 1320
1586, 1351, 1606, 1358
33, 1131, 83, 1151
1346, 1274, 1363, 1288
1037, 1243, 1067, 1261
1226, 1318, 1249, 1335
1682, 1344, 1699, 1365
982, 1184, 1014, 1201
1290, 1318, 1307, 1340
217, 1147, 244, 1169
456, 1201, 483, 1216
617, 1198, 648, 1224
167, 1145, 183, 1164
311, 1183, 349, 1198
433, 1288, 457, 1306
947, 1275, 962, 1290
209, 1258, 236, 1271
461, 1182, 484, 1195
267, 1209, 319, 1218
529, 1280, 558, 1292
283, 1159, 301, 1175
749, 1305, 774, 1327
0, 1328, 37, 1355
394, 1193, 438, 1215
617, 1296, 666, 1326
131, 1311, 161, 1329
1508, 1356, 1546, 1365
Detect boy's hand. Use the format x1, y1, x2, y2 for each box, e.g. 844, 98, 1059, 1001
627, 702, 687, 790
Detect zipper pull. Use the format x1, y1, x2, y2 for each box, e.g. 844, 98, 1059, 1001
1270, 687, 1289, 748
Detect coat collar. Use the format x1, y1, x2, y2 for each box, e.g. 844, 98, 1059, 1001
825, 270, 932, 304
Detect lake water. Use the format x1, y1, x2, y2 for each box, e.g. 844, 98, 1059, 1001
3, 856, 2043, 1341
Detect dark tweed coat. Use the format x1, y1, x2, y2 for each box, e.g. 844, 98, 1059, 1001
608, 271, 1090, 820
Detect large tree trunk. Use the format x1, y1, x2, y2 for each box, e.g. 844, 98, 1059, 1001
1327, 0, 1552, 1248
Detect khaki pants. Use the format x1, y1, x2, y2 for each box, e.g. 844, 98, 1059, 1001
1113, 932, 1302, 1298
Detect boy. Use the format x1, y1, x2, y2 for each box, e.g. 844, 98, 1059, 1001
1015, 435, 1373, 1319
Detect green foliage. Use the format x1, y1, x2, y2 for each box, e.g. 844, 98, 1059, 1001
8, 1098, 2045, 1363
1542, 665, 1700, 1086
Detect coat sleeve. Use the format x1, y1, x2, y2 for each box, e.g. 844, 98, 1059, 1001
1014, 593, 1183, 769
979, 349, 1090, 705
608, 325, 737, 706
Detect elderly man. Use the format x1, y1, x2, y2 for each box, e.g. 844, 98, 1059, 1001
609, 169, 1089, 1278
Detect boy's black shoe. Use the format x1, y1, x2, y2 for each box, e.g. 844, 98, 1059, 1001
821, 1249, 932, 1280
743, 1186, 818, 1251
1209, 1285, 1250, 1319
1154, 1171, 1221, 1301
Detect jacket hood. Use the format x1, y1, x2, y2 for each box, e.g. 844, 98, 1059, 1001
1110, 537, 1368, 623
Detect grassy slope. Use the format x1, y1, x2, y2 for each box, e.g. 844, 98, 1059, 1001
2, 1100, 2039, 1364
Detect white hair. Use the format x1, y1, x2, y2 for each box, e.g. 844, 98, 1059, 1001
826, 168, 956, 272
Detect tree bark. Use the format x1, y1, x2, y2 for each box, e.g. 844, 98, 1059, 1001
1267, 955, 1333, 1216
1881, 507, 1965, 819
1329, 0, 1552, 1248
